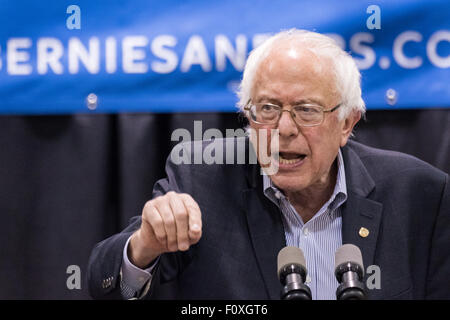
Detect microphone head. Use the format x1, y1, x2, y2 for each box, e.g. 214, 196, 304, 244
334, 244, 364, 278
334, 244, 367, 300
277, 246, 307, 281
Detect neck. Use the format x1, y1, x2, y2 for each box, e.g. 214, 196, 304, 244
285, 161, 338, 223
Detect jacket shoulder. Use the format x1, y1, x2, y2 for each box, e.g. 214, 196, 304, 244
345, 140, 446, 182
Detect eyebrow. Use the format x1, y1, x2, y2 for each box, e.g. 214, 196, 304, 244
255, 96, 326, 106
255, 97, 282, 105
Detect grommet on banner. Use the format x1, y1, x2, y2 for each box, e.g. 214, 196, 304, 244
385, 89, 397, 106
86, 93, 98, 110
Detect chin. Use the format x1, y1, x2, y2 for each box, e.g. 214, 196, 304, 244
269, 174, 309, 194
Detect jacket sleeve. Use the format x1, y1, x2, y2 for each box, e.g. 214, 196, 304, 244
87, 217, 140, 300
425, 173, 450, 299
86, 148, 188, 299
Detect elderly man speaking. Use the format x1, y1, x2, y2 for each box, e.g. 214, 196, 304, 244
88, 29, 450, 300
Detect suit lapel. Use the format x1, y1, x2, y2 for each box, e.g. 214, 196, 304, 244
341, 192, 382, 270
341, 143, 383, 275
243, 158, 286, 300
243, 187, 286, 300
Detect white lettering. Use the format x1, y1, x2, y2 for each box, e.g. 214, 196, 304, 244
326, 33, 346, 50
366, 5, 381, 30
393, 31, 423, 69
366, 265, 381, 289
225, 128, 247, 164
350, 33, 376, 70
203, 129, 224, 164
252, 33, 271, 49
37, 38, 64, 74
105, 37, 117, 74
249, 128, 279, 175
170, 129, 192, 165
193, 120, 203, 164
181, 304, 215, 318
7, 38, 32, 75
66, 5, 81, 30
180, 35, 211, 72
215, 34, 247, 71
122, 36, 149, 74
151, 35, 178, 74
427, 30, 450, 68
66, 265, 81, 290
68, 37, 100, 74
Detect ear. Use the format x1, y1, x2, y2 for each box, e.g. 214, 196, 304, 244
340, 111, 361, 147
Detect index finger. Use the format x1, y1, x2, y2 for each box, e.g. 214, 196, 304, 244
180, 193, 202, 242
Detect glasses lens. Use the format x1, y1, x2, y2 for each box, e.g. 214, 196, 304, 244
292, 105, 323, 125
249, 103, 326, 126
252, 104, 280, 124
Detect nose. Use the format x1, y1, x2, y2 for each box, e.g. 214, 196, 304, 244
277, 110, 299, 138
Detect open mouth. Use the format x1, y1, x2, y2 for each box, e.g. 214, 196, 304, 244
278, 152, 306, 165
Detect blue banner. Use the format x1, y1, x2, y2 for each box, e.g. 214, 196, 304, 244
0, 0, 449, 114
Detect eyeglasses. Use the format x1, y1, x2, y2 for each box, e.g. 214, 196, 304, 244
244, 100, 341, 127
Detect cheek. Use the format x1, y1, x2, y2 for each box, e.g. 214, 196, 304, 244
302, 128, 340, 168
249, 125, 275, 154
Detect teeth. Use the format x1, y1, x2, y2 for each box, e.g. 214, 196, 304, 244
278, 155, 305, 164
279, 158, 298, 164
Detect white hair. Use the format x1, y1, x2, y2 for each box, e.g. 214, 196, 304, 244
237, 29, 366, 120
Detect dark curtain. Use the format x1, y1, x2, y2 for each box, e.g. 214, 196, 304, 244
0, 109, 448, 299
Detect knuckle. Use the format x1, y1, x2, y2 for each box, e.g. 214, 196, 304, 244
149, 198, 162, 209
189, 235, 201, 244
173, 208, 187, 219
143, 208, 158, 223
177, 232, 188, 240
186, 204, 199, 213
155, 232, 166, 242
189, 228, 201, 237
191, 230, 202, 239
179, 193, 192, 200
195, 233, 202, 242
166, 191, 177, 198
167, 239, 177, 248
152, 219, 163, 230
143, 200, 154, 212
164, 216, 175, 228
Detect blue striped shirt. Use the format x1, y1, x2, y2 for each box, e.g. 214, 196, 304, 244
263, 149, 347, 300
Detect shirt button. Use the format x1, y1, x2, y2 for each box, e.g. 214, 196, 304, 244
275, 191, 282, 199
303, 228, 309, 236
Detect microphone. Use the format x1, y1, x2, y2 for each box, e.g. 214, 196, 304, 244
277, 246, 312, 300
334, 244, 367, 300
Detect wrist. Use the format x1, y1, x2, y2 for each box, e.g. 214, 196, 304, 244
128, 230, 159, 269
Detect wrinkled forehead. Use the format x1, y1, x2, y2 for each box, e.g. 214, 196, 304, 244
260, 39, 334, 80
252, 40, 339, 101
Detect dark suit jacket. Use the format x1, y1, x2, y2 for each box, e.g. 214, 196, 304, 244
88, 138, 450, 300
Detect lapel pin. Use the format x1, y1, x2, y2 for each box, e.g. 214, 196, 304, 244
359, 227, 370, 238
